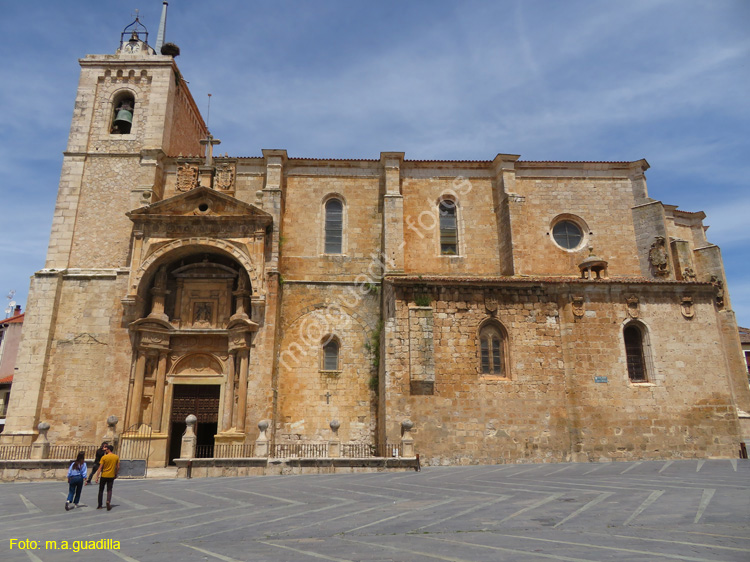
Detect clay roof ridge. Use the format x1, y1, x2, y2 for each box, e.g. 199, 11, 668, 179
1, 313, 24, 324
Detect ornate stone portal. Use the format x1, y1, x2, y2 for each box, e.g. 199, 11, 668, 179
124, 187, 270, 465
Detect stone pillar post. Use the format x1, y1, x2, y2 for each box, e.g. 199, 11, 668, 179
128, 351, 147, 428
151, 352, 168, 432
400, 419, 415, 458
255, 420, 269, 457
329, 420, 341, 458
381, 152, 405, 274
30, 422, 51, 459
236, 350, 249, 433
180, 414, 197, 459
222, 352, 236, 432
105, 415, 118, 449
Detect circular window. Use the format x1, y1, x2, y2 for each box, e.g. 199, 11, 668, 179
552, 220, 584, 250
197, 202, 209, 213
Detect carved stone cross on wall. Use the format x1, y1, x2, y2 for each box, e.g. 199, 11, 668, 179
325, 392, 332, 404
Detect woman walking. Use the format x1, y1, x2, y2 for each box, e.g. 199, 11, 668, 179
65, 451, 87, 511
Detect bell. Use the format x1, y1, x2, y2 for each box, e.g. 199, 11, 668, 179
113, 104, 133, 133
114, 107, 133, 126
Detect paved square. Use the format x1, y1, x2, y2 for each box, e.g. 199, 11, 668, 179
1, 460, 748, 561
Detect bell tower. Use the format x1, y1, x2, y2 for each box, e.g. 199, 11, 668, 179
0, 7, 207, 445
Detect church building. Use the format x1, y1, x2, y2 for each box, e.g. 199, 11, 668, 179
3, 12, 749, 467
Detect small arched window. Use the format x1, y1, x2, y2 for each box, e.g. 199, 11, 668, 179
479, 323, 506, 376
324, 199, 343, 254
111, 93, 135, 135
624, 324, 647, 381
439, 200, 458, 255
321, 338, 340, 371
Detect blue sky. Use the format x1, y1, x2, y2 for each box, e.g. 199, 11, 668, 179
0, 0, 748, 326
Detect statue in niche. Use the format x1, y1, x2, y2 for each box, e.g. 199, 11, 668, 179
709, 275, 725, 308
193, 302, 213, 326
154, 265, 167, 290
648, 236, 669, 276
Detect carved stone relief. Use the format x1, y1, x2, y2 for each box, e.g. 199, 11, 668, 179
173, 353, 222, 376
193, 302, 213, 326
682, 267, 696, 282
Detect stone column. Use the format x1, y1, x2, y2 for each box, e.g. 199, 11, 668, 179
329, 420, 341, 458
236, 350, 249, 433
128, 351, 147, 428
151, 352, 168, 432
400, 419, 415, 458
222, 352, 236, 432
180, 414, 197, 458
255, 420, 269, 457
30, 422, 51, 459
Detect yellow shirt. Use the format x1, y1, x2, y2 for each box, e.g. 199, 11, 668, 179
99, 453, 119, 478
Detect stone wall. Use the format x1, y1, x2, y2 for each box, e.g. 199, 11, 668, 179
384, 279, 743, 465
39, 273, 131, 443
276, 283, 379, 444
511, 170, 642, 277
69, 157, 140, 268
385, 282, 571, 465
553, 284, 741, 461
280, 170, 382, 281
402, 174, 501, 275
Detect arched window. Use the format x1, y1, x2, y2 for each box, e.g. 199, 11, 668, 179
479, 323, 506, 376
324, 199, 343, 254
111, 93, 135, 135
439, 200, 458, 255
624, 324, 647, 381
321, 338, 340, 371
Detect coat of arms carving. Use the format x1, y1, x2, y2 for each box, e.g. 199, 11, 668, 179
215, 163, 235, 191
176, 163, 199, 192
648, 236, 669, 276
572, 296, 584, 319
626, 296, 639, 319
680, 296, 695, 319
484, 293, 498, 314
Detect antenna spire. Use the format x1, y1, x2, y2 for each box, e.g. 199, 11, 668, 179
155, 1, 168, 53
207, 93, 212, 131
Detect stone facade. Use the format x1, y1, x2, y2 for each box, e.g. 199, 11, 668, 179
3, 25, 750, 467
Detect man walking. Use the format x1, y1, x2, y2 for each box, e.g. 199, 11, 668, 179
94, 444, 120, 511
85, 441, 108, 485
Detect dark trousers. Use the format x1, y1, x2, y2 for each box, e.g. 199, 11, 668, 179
87, 463, 100, 484
97, 477, 115, 507
67, 476, 84, 504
